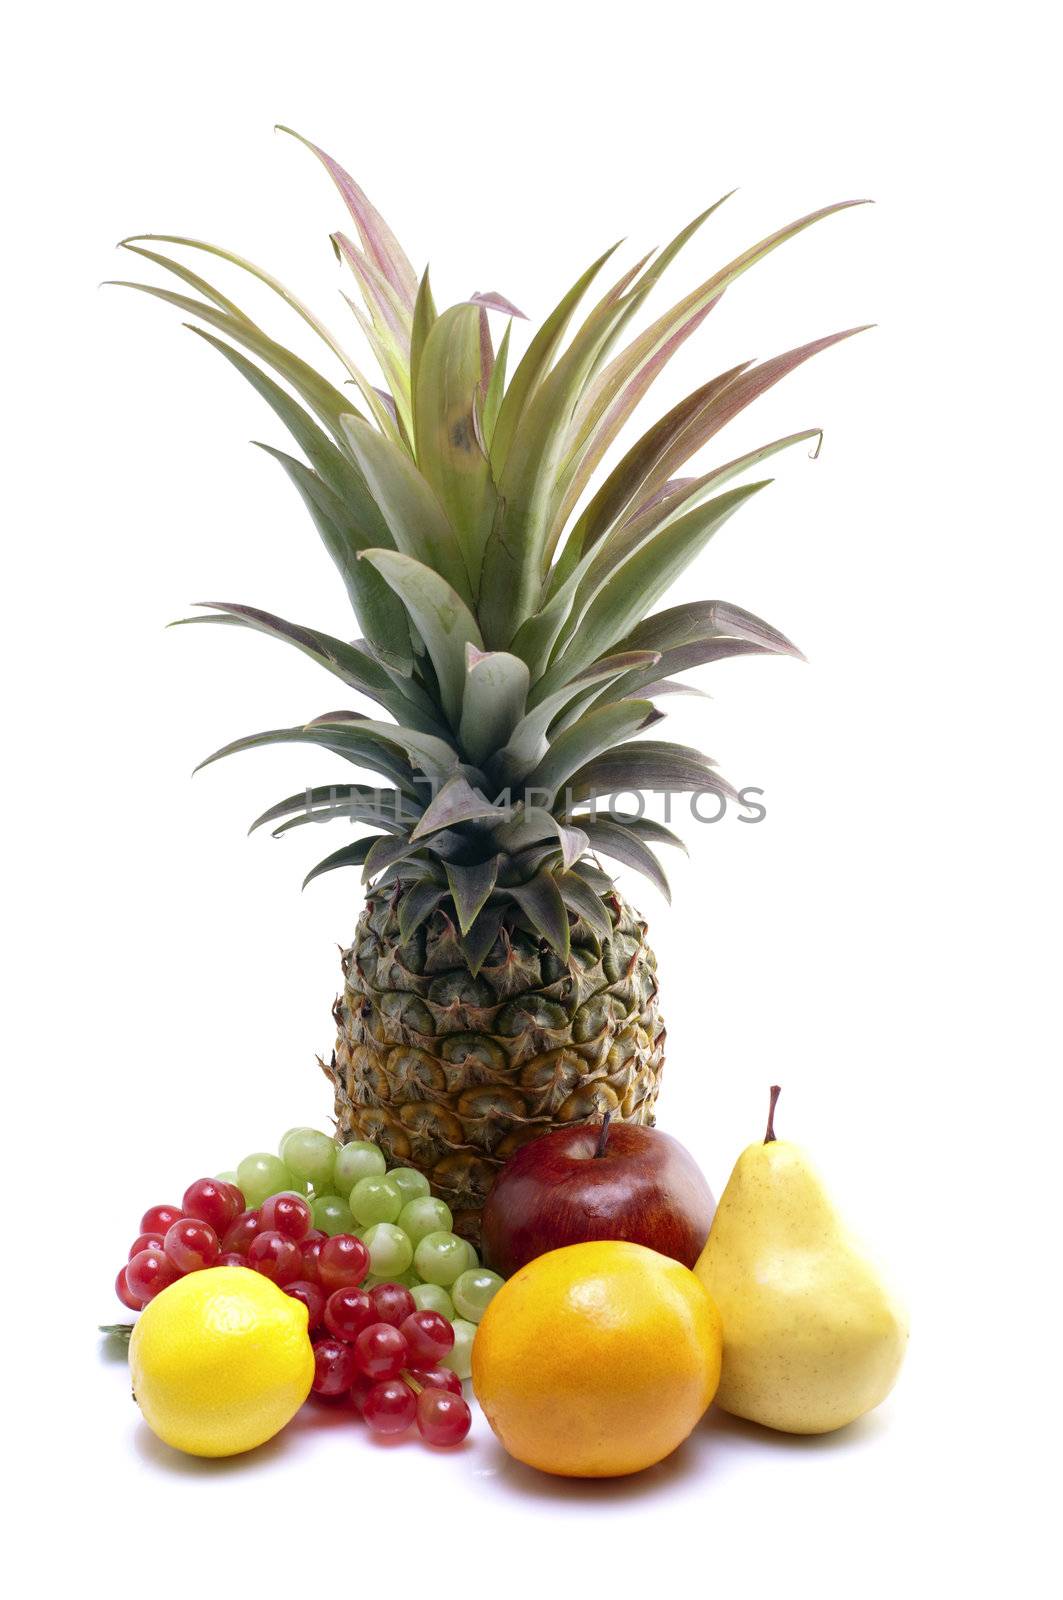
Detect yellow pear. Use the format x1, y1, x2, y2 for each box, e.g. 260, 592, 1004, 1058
695, 1087, 907, 1434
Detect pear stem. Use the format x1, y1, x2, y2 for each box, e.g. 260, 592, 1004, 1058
595, 1111, 613, 1157
764, 1084, 781, 1143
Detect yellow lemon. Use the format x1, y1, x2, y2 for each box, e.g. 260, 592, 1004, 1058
472, 1240, 722, 1477
129, 1265, 315, 1457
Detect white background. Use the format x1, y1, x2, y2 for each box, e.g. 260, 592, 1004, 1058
5, 2, 1059, 1594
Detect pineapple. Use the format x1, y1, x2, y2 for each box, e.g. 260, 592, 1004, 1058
115, 130, 867, 1242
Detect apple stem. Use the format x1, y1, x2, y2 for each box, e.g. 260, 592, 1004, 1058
764, 1085, 781, 1143
595, 1110, 612, 1157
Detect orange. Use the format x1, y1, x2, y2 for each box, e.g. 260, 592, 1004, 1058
471, 1239, 722, 1477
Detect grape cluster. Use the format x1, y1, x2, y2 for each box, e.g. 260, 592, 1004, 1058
113, 1128, 506, 1448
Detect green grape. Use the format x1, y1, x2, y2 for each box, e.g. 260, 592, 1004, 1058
461, 1240, 480, 1270
452, 1267, 505, 1323
441, 1318, 477, 1381
387, 1167, 430, 1205
237, 1152, 294, 1208
349, 1174, 403, 1226
411, 1282, 455, 1320
311, 1193, 357, 1237
215, 1170, 238, 1185
334, 1141, 386, 1190
280, 1127, 336, 1191
413, 1230, 470, 1287
398, 1195, 453, 1245
362, 1223, 414, 1278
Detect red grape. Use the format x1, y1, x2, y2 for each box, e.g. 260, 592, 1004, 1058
128, 1232, 164, 1260
299, 1236, 327, 1284
324, 1287, 375, 1343
407, 1366, 463, 1396
140, 1204, 183, 1236
246, 1230, 302, 1285
260, 1193, 312, 1242
318, 1234, 370, 1293
284, 1279, 326, 1329
115, 1267, 144, 1311
302, 1228, 327, 1244
127, 1246, 179, 1303
400, 1310, 454, 1365
353, 1322, 409, 1381
164, 1218, 220, 1274
215, 1251, 247, 1268
350, 1370, 375, 1417
220, 1210, 263, 1255
416, 1388, 472, 1446
369, 1282, 416, 1327
182, 1178, 242, 1234
312, 1336, 356, 1395
363, 1378, 417, 1435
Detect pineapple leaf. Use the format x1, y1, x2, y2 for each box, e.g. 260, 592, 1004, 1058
480, 253, 655, 648
172, 602, 397, 701
580, 820, 671, 902
523, 700, 660, 808
116, 241, 251, 320
249, 785, 415, 835
362, 830, 461, 885
554, 871, 613, 939
413, 305, 497, 585
302, 837, 378, 888
577, 813, 689, 853
460, 903, 505, 977
194, 723, 420, 795
277, 128, 420, 310
409, 775, 502, 840
341, 418, 475, 608
307, 713, 465, 786
508, 870, 571, 960
410, 267, 438, 415
493, 651, 659, 783
560, 360, 752, 565
598, 330, 867, 552
570, 199, 869, 475
457, 648, 531, 768
532, 482, 769, 701
492, 808, 588, 869
397, 882, 448, 942
119, 235, 397, 436
184, 328, 386, 531
620, 598, 804, 659
571, 858, 616, 894
356, 550, 483, 729
108, 280, 361, 441
480, 320, 511, 449
565, 740, 737, 804
615, 430, 823, 550
271, 795, 409, 837
489, 240, 622, 474
254, 445, 413, 674
445, 857, 500, 934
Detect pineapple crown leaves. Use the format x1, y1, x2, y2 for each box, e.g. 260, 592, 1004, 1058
113, 131, 870, 953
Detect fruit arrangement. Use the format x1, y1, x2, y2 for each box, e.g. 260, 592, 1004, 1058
106, 139, 903, 1480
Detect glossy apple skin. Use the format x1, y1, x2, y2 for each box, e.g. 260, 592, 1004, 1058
481, 1122, 716, 1277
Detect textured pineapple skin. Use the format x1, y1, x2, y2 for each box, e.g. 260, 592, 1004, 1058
324, 886, 665, 1245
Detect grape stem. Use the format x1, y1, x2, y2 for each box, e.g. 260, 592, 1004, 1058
401, 1369, 424, 1395
595, 1111, 612, 1158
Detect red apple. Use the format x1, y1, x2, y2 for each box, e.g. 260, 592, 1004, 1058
481, 1116, 715, 1277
